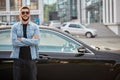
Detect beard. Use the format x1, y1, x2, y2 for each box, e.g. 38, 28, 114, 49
22, 17, 29, 21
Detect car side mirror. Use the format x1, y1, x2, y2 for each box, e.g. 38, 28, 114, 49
77, 46, 86, 53
75, 46, 85, 57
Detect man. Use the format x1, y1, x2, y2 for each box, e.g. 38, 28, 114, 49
10, 6, 40, 80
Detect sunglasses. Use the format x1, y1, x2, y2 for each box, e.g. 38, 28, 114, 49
21, 11, 30, 15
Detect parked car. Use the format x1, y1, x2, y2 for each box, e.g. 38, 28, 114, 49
60, 22, 97, 38
48, 20, 62, 28
0, 27, 120, 80
41, 21, 49, 26
41, 20, 61, 29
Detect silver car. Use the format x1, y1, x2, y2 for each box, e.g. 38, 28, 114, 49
60, 22, 97, 38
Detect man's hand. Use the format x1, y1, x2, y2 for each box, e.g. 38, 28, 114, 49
18, 38, 22, 42
32, 34, 38, 39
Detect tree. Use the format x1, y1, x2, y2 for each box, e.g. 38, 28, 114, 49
44, 3, 57, 21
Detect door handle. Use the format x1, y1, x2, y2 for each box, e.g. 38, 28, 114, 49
39, 54, 51, 60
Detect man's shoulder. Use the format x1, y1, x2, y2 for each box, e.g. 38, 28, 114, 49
12, 22, 21, 27
29, 22, 39, 28
11, 22, 21, 30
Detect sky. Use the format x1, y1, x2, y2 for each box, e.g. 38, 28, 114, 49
44, 0, 57, 4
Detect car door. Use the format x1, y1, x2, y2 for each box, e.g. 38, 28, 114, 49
37, 28, 114, 80
77, 24, 86, 35
67, 24, 79, 34
0, 58, 14, 80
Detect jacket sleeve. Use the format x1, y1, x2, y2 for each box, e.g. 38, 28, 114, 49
21, 26, 40, 46
11, 26, 28, 47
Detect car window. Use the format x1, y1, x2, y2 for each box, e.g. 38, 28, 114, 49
69, 24, 80, 28
0, 29, 11, 45
69, 24, 76, 28
39, 29, 80, 53
0, 29, 12, 51
0, 28, 92, 54
0, 29, 80, 53
69, 24, 83, 28
76, 24, 83, 28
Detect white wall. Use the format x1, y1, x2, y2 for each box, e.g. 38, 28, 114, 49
103, 0, 120, 36
114, 0, 120, 24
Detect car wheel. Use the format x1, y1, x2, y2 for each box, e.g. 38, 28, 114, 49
64, 31, 70, 34
86, 32, 92, 38
115, 73, 120, 80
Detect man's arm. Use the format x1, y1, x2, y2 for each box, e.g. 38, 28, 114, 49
20, 26, 40, 46
11, 26, 28, 47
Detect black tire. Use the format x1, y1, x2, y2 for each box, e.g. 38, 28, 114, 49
85, 32, 92, 38
64, 31, 70, 34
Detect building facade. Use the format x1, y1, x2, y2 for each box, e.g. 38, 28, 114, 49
56, 0, 102, 24
0, 0, 44, 25
56, 0, 77, 22
56, 0, 120, 36
85, 0, 103, 24
79, 0, 120, 36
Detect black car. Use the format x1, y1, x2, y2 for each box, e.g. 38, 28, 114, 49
0, 27, 120, 80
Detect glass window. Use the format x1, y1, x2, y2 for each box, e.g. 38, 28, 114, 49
0, 30, 11, 45
0, 0, 6, 11
39, 29, 80, 53
69, 24, 77, 28
31, 15, 40, 25
28, 0, 38, 10
0, 16, 7, 22
0, 29, 80, 52
76, 24, 83, 28
0, 30, 12, 51
10, 15, 19, 25
10, 0, 22, 11
0, 28, 91, 53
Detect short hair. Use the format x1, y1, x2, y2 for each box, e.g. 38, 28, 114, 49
19, 6, 30, 12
